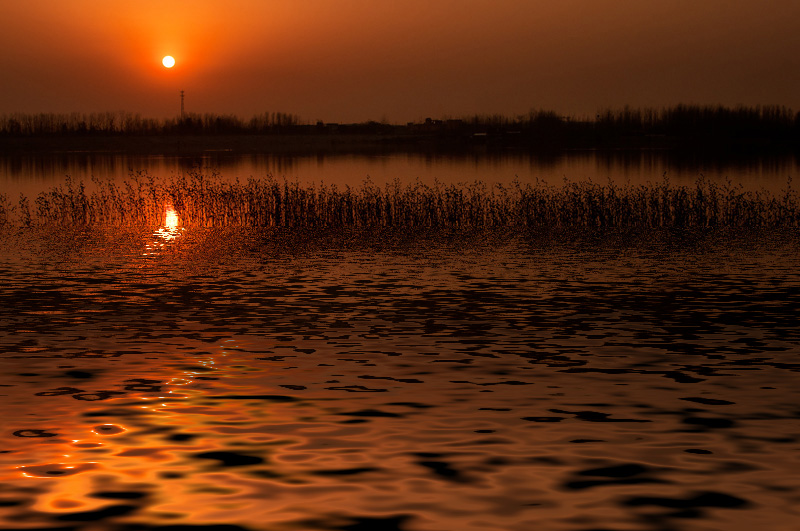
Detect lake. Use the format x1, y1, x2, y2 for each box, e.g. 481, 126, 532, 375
1, 151, 799, 531
2, 150, 799, 200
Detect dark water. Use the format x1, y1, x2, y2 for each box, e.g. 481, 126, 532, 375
1, 226, 799, 531
3, 150, 798, 201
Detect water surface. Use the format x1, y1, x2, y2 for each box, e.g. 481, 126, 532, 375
3, 150, 798, 200
1, 225, 798, 531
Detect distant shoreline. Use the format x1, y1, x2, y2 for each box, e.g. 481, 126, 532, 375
2, 104, 798, 156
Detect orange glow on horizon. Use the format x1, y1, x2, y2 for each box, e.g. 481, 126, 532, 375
1, 1, 799, 121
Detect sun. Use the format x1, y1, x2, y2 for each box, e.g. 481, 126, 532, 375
162, 56, 175, 68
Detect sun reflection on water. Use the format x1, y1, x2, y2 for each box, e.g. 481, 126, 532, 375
144, 204, 184, 255
156, 204, 182, 241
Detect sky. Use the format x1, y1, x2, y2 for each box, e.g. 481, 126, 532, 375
1, 0, 798, 124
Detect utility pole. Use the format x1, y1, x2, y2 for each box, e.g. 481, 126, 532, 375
180, 90, 185, 120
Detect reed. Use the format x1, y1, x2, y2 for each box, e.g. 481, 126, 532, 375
2, 172, 798, 232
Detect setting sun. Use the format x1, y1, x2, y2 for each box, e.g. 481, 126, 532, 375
162, 55, 175, 68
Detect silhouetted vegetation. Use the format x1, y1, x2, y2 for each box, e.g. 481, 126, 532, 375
2, 173, 797, 232
2, 105, 798, 154
0, 111, 302, 136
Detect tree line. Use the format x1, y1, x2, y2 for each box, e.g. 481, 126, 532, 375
0, 110, 301, 136
459, 105, 800, 146
1, 105, 799, 148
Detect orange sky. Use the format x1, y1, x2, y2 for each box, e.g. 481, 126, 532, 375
1, 0, 798, 123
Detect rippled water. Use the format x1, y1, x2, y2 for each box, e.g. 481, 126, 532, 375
1, 225, 799, 531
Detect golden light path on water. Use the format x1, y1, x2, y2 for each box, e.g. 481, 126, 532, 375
9, 204, 193, 514
10, 356, 221, 516
144, 204, 184, 255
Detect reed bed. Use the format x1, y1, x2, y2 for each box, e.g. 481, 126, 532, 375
1, 172, 798, 232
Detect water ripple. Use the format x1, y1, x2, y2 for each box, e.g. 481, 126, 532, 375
0, 230, 799, 530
